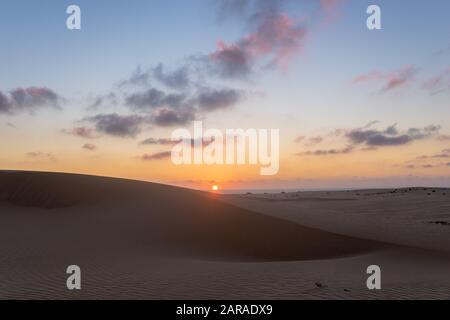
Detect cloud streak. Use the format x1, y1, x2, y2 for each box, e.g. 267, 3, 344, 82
353, 65, 418, 94
0, 87, 62, 114
140, 151, 172, 161
84, 113, 145, 138
347, 124, 439, 146
82, 143, 97, 151
63, 127, 98, 139
423, 67, 450, 95
297, 123, 440, 157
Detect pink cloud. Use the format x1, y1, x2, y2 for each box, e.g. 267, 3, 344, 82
320, 0, 345, 23
210, 13, 307, 77
423, 68, 450, 95
353, 65, 418, 93
352, 71, 385, 84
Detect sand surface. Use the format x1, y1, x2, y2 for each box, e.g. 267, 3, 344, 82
1, 171, 449, 299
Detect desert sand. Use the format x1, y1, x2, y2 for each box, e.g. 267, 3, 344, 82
0, 171, 449, 299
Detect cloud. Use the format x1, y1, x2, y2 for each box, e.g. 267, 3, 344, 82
433, 44, 450, 57
125, 88, 190, 112
140, 151, 172, 161
84, 113, 145, 138
353, 65, 418, 93
140, 138, 178, 146
197, 88, 244, 111
82, 143, 97, 151
216, 0, 284, 23
423, 68, 450, 95
294, 135, 305, 143
0, 92, 10, 113
381, 66, 417, 93
404, 164, 435, 169
432, 153, 450, 159
415, 148, 450, 160
297, 123, 440, 157
319, 0, 345, 23
150, 107, 196, 127
0, 87, 62, 114
297, 145, 354, 156
141, 136, 215, 148
120, 64, 191, 90
210, 1, 307, 78
437, 135, 450, 142
25, 152, 56, 161
346, 124, 439, 147
88, 92, 117, 110
153, 63, 190, 90
307, 136, 323, 146
119, 66, 151, 87
63, 126, 98, 139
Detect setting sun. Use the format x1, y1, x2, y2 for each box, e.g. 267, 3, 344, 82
212, 185, 219, 191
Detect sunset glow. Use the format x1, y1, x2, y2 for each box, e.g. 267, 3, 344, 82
0, 1, 449, 190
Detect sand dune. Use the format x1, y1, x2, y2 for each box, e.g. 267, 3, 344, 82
1, 171, 449, 299
0, 171, 383, 262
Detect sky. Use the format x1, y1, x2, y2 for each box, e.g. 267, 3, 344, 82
1, 0, 450, 191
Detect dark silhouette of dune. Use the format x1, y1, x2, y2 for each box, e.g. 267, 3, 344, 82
0, 171, 384, 262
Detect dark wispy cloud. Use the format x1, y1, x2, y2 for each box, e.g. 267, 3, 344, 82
306, 136, 323, 146
140, 136, 215, 148
88, 92, 117, 110
82, 143, 97, 151
140, 137, 178, 146
414, 148, 450, 161
346, 124, 439, 147
399, 150, 450, 169
25, 151, 56, 161
153, 63, 190, 90
197, 88, 244, 111
119, 66, 151, 88
150, 107, 196, 127
120, 64, 191, 90
0, 87, 62, 114
433, 44, 450, 57
140, 151, 172, 161
125, 88, 190, 111
297, 145, 354, 156
297, 122, 440, 156
403, 163, 435, 169
63, 127, 98, 139
84, 113, 145, 138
